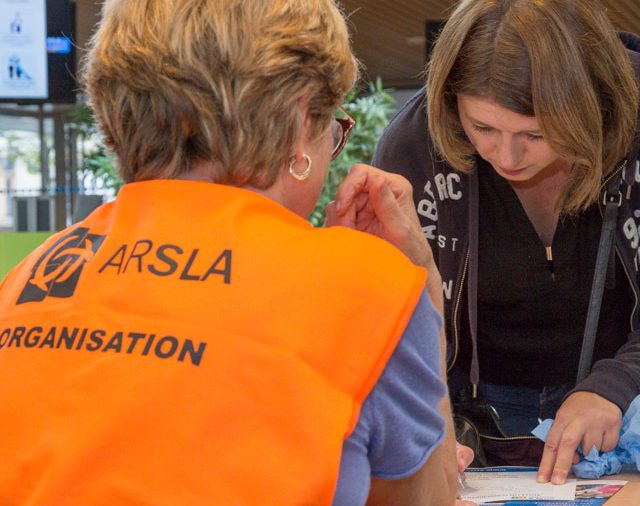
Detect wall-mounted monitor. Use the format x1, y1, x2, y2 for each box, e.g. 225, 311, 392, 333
0, 0, 75, 104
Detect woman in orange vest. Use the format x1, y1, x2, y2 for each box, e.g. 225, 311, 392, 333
0, 0, 470, 504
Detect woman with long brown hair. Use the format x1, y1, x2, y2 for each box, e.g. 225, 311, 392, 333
370, 0, 640, 485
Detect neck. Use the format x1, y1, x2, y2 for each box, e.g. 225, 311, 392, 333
509, 160, 571, 208
178, 160, 287, 208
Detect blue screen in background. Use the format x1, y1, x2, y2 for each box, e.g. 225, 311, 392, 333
46, 37, 71, 55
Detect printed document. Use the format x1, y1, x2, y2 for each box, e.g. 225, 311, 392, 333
459, 467, 576, 503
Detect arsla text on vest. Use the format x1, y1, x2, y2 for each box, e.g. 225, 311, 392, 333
98, 240, 232, 283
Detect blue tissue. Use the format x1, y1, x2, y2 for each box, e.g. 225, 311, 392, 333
531, 394, 640, 479
531, 418, 554, 441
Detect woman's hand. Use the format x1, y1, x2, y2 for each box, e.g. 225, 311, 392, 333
537, 392, 622, 485
455, 443, 476, 506
326, 164, 433, 269
456, 443, 475, 505
456, 442, 474, 474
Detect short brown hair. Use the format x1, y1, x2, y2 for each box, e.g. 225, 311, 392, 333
84, 0, 357, 187
427, 0, 639, 213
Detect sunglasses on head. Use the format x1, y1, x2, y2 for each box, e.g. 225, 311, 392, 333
330, 106, 355, 160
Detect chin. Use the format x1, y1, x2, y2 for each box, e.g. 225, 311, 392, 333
495, 167, 530, 180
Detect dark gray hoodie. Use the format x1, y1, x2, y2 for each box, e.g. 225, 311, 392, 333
373, 32, 640, 413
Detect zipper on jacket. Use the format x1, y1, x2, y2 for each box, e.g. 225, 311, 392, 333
458, 415, 538, 441
602, 160, 627, 188
545, 246, 555, 280
481, 434, 537, 441
448, 248, 469, 372
616, 246, 639, 332
447, 161, 632, 372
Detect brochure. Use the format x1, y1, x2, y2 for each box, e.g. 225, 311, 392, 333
459, 467, 627, 505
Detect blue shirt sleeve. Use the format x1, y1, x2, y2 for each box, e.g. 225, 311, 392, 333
332, 289, 447, 506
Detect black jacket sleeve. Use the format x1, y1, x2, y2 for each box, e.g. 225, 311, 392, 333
571, 331, 640, 412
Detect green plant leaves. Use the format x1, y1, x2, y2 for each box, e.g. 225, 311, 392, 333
308, 78, 396, 226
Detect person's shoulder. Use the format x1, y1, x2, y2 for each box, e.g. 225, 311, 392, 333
378, 88, 428, 149
620, 32, 640, 89
389, 87, 428, 127
300, 226, 425, 300
374, 87, 441, 180
314, 225, 418, 270
620, 32, 640, 60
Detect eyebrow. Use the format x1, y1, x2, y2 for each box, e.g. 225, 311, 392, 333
467, 115, 543, 135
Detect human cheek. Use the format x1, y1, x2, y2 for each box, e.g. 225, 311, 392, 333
534, 146, 559, 168
469, 134, 494, 160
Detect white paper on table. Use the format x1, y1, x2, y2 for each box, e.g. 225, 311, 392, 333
459, 468, 577, 502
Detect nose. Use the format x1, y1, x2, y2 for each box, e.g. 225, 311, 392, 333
496, 135, 523, 170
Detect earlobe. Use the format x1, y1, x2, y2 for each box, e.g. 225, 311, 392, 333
288, 153, 313, 181
288, 92, 314, 182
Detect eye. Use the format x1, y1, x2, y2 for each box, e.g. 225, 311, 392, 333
472, 124, 492, 133
526, 133, 544, 141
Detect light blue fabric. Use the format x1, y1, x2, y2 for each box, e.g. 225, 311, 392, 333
531, 394, 640, 478
331, 289, 447, 506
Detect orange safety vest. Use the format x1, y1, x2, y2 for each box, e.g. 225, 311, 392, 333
0, 180, 426, 505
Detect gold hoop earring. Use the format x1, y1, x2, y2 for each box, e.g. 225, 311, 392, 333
288, 154, 312, 181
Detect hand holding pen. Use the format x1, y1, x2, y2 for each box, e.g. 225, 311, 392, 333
455, 443, 477, 505
456, 442, 474, 480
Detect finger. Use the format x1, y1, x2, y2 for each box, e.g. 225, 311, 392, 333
353, 192, 369, 214
368, 180, 404, 231
601, 410, 622, 453
602, 427, 620, 453
537, 420, 568, 482
328, 194, 358, 228
385, 173, 415, 211
388, 175, 412, 200
551, 430, 583, 484
355, 173, 400, 222
345, 167, 419, 231
352, 191, 376, 227
573, 452, 580, 465
325, 201, 337, 227
334, 166, 370, 216
369, 184, 410, 242
456, 443, 475, 473
582, 431, 603, 457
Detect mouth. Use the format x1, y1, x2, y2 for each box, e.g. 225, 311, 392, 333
499, 166, 527, 176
